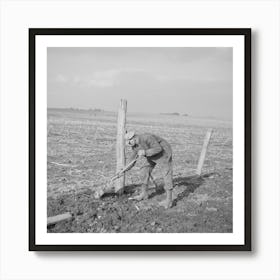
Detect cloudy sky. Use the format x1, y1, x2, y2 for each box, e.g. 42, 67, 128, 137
47, 47, 232, 120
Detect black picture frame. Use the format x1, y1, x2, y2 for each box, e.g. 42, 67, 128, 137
29, 28, 251, 251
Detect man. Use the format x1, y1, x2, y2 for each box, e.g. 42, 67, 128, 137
124, 131, 173, 209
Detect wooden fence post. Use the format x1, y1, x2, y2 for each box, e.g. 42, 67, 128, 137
47, 212, 73, 226
115, 99, 127, 193
196, 129, 213, 176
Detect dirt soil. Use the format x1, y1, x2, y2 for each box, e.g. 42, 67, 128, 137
48, 171, 232, 233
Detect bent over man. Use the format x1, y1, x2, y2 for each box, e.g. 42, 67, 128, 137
125, 131, 173, 209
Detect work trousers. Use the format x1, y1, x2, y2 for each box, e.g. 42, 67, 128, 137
140, 156, 173, 191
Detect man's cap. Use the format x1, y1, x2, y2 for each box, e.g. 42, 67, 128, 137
125, 131, 135, 140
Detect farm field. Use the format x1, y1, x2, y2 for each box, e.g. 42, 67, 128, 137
47, 108, 233, 233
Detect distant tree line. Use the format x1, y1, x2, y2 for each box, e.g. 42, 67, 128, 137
49, 107, 104, 113
160, 112, 189, 117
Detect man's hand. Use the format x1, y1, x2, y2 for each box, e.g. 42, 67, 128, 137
137, 149, 146, 157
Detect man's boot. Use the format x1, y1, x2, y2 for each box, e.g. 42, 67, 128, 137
159, 190, 173, 209
132, 184, 149, 201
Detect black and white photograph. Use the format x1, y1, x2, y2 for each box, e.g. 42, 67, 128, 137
29, 29, 251, 250
47, 47, 233, 231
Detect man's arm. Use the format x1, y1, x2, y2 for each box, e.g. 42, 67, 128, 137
145, 135, 162, 157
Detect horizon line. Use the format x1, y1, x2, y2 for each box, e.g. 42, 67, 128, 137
47, 107, 232, 122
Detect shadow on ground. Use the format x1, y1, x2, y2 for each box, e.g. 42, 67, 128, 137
123, 172, 219, 203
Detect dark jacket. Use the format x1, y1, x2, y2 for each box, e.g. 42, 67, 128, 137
128, 134, 172, 165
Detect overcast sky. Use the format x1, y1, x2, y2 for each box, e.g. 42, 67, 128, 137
47, 47, 232, 120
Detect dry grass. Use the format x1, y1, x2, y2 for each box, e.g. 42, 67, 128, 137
47, 109, 232, 233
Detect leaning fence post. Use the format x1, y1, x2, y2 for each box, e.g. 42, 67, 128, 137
196, 129, 213, 176
115, 99, 127, 193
